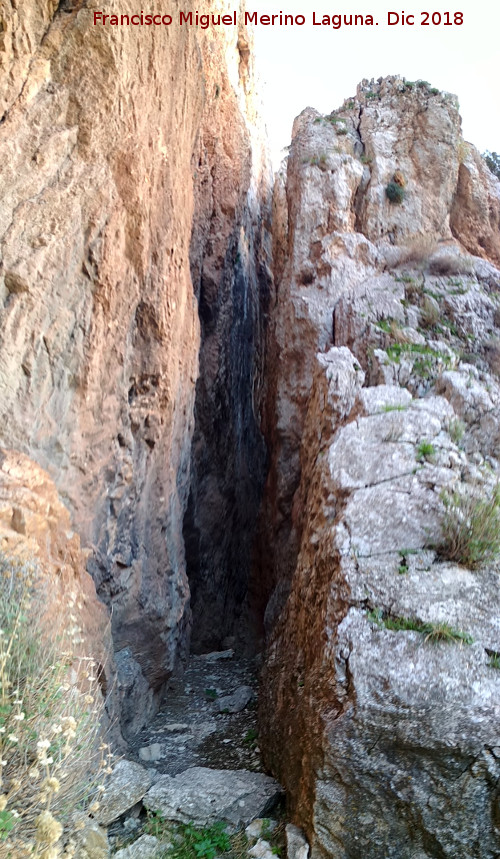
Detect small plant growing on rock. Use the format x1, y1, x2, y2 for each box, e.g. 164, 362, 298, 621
385, 181, 405, 204
204, 688, 218, 700
420, 296, 440, 330
243, 728, 258, 746
437, 484, 500, 568
483, 150, 500, 180
157, 820, 232, 859
448, 418, 465, 445
0, 552, 111, 853
367, 609, 473, 644
417, 440, 436, 462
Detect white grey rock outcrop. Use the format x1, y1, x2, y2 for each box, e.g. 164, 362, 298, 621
143, 767, 283, 829
285, 825, 309, 859
260, 347, 500, 858
98, 760, 153, 826
114, 836, 161, 859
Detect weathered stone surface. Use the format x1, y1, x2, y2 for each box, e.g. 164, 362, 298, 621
451, 145, 500, 267
143, 767, 283, 829
245, 819, 277, 841
258, 77, 500, 646
354, 77, 461, 243
98, 760, 152, 826
198, 649, 235, 662
114, 835, 161, 859
218, 685, 254, 713
260, 346, 500, 857
0, 448, 116, 722
248, 839, 274, 859
115, 648, 155, 740
0, 0, 270, 731
285, 825, 309, 859
139, 743, 163, 763
74, 823, 109, 859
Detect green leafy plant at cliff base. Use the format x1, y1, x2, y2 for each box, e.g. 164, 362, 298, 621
0, 552, 112, 855
144, 818, 232, 859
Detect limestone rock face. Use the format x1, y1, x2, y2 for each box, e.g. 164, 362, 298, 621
0, 448, 113, 706
259, 77, 500, 857
0, 1, 269, 731
451, 145, 500, 266
258, 75, 500, 626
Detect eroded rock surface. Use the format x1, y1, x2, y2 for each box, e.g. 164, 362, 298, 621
143, 767, 282, 829
0, 448, 114, 712
0, 0, 270, 733
259, 77, 500, 858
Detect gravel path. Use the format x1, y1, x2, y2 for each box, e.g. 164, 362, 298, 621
127, 651, 264, 775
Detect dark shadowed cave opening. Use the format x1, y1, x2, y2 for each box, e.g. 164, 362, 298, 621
182, 233, 271, 655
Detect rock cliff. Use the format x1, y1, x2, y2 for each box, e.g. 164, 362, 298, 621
259, 76, 500, 857
2, 14, 500, 854
0, 0, 270, 735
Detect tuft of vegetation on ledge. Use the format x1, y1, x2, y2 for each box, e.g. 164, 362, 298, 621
0, 552, 112, 852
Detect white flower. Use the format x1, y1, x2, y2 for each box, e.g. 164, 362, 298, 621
13, 712, 25, 721
37, 739, 51, 750
38, 756, 54, 767
7, 734, 18, 743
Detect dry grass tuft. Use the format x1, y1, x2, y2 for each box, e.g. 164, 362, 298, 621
396, 235, 438, 267
437, 484, 500, 569
0, 553, 112, 856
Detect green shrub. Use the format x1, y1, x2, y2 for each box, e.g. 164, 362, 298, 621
417, 440, 436, 462
437, 484, 500, 568
483, 150, 500, 180
147, 820, 232, 859
0, 552, 111, 852
385, 182, 405, 204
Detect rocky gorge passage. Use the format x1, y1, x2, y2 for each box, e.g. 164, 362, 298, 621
1, 4, 500, 858
74, 651, 293, 859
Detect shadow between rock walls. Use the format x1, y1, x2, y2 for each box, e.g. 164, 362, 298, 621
182, 233, 271, 656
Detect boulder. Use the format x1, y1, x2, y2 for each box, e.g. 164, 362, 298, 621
218, 686, 254, 713
143, 767, 283, 829
98, 760, 153, 826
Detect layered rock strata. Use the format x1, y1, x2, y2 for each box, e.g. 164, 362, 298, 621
259, 76, 500, 857
0, 0, 269, 733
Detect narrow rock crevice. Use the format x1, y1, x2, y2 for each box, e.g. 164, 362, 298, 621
183, 218, 272, 654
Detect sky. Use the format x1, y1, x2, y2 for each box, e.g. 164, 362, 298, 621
249, 0, 500, 168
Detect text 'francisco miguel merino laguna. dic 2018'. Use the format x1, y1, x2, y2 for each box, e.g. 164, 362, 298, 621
92, 10, 465, 28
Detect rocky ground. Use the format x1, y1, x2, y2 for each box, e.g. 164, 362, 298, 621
88, 651, 291, 859
127, 651, 263, 775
